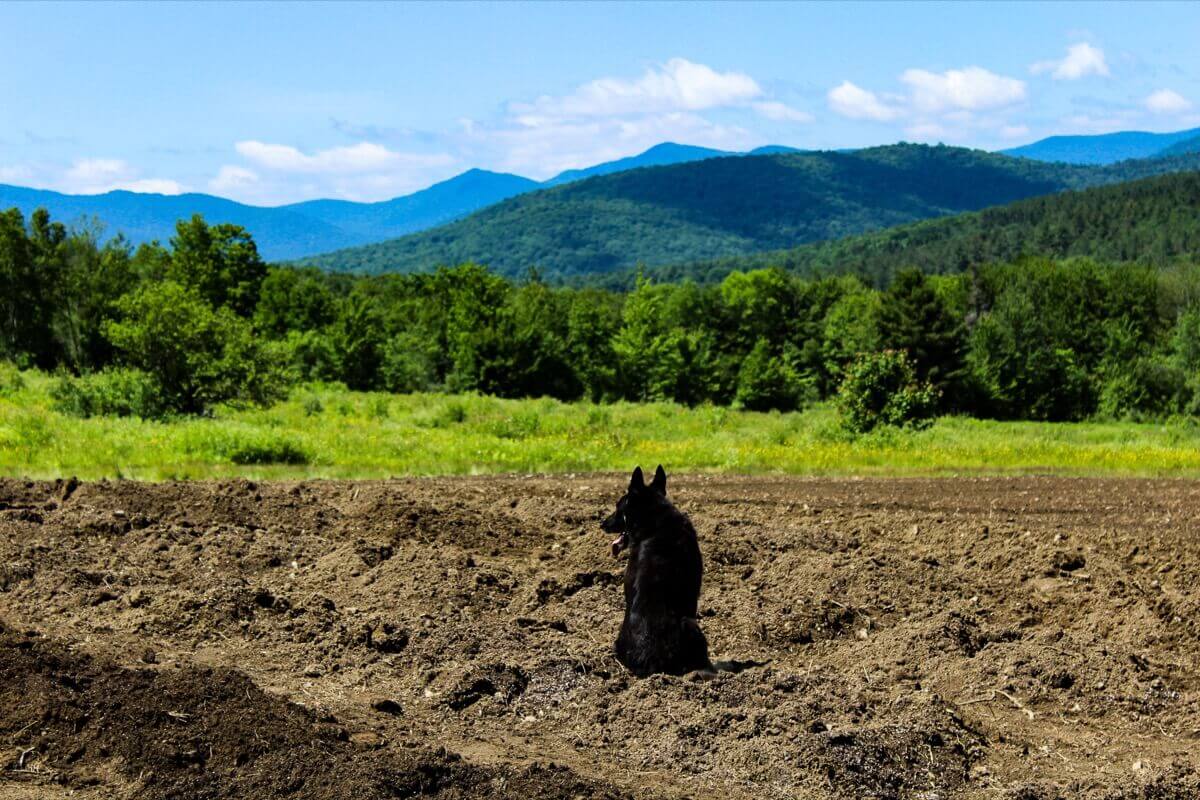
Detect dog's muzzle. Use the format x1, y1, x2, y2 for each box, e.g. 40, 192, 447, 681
601, 513, 628, 558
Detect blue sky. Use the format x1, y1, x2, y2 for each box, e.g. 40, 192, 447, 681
1, 1, 1198, 205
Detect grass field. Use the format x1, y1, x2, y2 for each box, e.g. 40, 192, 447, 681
3, 368, 1200, 479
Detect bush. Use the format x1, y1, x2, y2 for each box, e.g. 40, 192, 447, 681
491, 409, 541, 439
0, 361, 24, 397
210, 431, 312, 465
734, 339, 809, 412
837, 350, 939, 433
301, 395, 324, 417
51, 369, 167, 419
103, 281, 290, 414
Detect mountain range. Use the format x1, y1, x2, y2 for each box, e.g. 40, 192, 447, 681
1002, 127, 1200, 164
0, 142, 797, 261
4, 126, 1200, 267
297, 144, 1200, 279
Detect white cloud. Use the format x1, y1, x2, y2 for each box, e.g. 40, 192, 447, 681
900, 67, 1026, 112
60, 158, 184, 195
472, 111, 758, 179
234, 141, 452, 174
752, 101, 814, 123
214, 141, 458, 203
1145, 89, 1192, 114
209, 165, 260, 194
0, 164, 36, 184
454, 58, 810, 179
1031, 43, 1110, 80
827, 80, 903, 121
122, 179, 187, 194
514, 58, 763, 120
1000, 124, 1031, 139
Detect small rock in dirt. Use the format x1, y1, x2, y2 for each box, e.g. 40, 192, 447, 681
140, 649, 157, 664
303, 663, 324, 678
371, 698, 403, 715
367, 623, 410, 653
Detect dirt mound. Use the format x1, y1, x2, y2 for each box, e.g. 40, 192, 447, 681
1, 476, 1198, 798
0, 623, 642, 799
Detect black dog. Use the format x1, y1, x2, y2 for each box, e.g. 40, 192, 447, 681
601, 465, 713, 676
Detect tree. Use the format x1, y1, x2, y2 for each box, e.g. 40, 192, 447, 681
329, 292, 385, 391
966, 290, 1092, 421
254, 268, 337, 336
0, 210, 50, 365
877, 269, 965, 402
169, 215, 268, 316
104, 281, 285, 413
734, 339, 806, 411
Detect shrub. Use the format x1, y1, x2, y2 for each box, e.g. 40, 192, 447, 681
103, 281, 290, 414
491, 409, 540, 439
301, 395, 324, 417
51, 369, 167, 419
212, 432, 312, 465
734, 339, 809, 412
0, 361, 24, 397
837, 350, 939, 434
439, 401, 468, 426
368, 395, 391, 419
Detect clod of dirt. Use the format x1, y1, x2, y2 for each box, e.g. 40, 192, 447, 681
366, 621, 410, 653
1051, 551, 1087, 573
371, 698, 404, 715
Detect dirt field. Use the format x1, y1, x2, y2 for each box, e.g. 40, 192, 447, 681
1, 475, 1198, 799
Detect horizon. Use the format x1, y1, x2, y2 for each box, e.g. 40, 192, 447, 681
2, 1, 1198, 206
5, 131, 1200, 211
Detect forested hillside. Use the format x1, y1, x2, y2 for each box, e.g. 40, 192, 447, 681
633, 170, 1200, 287
298, 145, 1200, 279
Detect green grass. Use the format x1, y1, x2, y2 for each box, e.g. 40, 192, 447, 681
3, 369, 1200, 479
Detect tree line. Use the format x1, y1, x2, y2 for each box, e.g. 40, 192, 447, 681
3, 207, 1200, 424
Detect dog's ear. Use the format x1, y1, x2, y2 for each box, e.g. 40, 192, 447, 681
650, 464, 667, 496
629, 466, 645, 492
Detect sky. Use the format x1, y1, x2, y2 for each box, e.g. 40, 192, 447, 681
1, 1, 1198, 206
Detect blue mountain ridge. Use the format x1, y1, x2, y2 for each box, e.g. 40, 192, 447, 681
0, 142, 799, 261
8, 124, 1200, 261
1002, 127, 1200, 165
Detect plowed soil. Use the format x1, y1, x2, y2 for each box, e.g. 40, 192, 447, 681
0, 475, 1197, 799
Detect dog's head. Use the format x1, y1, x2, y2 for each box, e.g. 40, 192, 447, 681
601, 465, 667, 557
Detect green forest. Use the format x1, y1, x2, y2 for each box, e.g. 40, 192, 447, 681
4, 203, 1200, 431
640, 170, 1200, 287
297, 144, 1200, 279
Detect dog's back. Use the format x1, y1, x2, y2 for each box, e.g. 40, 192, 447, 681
603, 466, 712, 676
